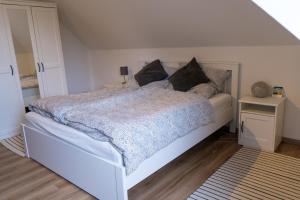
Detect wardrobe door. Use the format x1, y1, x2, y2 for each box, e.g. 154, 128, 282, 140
31, 7, 68, 97
4, 5, 44, 106
0, 5, 25, 139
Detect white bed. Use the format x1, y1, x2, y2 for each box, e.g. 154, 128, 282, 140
22, 60, 240, 200
24, 93, 232, 166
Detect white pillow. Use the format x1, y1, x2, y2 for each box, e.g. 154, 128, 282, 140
141, 80, 169, 89
202, 67, 231, 92
126, 79, 140, 90
189, 82, 218, 99
166, 82, 174, 90
163, 66, 177, 77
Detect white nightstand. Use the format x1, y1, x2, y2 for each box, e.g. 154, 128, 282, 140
238, 96, 285, 152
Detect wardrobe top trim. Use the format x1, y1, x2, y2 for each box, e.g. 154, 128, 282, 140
0, 0, 56, 8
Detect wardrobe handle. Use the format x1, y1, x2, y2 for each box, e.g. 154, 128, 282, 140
10, 65, 14, 76
240, 121, 244, 133
41, 62, 45, 72
37, 62, 41, 72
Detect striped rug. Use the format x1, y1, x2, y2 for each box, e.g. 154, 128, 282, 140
1, 134, 25, 157
188, 148, 300, 200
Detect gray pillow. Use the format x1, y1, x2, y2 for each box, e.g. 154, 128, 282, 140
163, 66, 177, 77
202, 67, 231, 92
166, 82, 174, 90
189, 82, 218, 99
126, 79, 140, 90
141, 80, 169, 89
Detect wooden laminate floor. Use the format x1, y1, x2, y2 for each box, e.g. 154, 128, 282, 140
0, 131, 299, 200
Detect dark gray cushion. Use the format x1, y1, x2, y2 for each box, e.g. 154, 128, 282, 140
134, 59, 168, 86
168, 58, 210, 92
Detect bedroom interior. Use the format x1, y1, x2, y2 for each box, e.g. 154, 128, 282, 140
0, 0, 299, 200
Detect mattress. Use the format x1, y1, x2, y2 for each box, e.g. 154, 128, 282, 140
24, 93, 232, 166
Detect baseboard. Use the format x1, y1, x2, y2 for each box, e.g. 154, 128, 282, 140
282, 137, 300, 145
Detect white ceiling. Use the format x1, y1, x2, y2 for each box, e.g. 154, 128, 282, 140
41, 0, 299, 49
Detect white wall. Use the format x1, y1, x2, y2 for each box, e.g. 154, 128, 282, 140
89, 45, 300, 140
60, 26, 91, 94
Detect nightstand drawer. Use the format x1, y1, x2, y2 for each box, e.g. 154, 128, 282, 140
239, 113, 275, 151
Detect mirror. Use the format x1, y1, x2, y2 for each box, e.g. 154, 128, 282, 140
6, 7, 41, 111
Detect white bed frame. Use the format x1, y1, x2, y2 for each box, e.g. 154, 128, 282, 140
22, 60, 240, 200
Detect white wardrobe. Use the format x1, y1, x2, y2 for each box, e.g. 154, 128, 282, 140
0, 1, 67, 140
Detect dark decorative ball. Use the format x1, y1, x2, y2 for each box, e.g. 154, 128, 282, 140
251, 81, 270, 98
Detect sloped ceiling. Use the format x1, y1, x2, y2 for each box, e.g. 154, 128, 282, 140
42, 0, 299, 49
252, 0, 300, 40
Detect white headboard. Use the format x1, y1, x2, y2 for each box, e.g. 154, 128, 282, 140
139, 59, 240, 132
